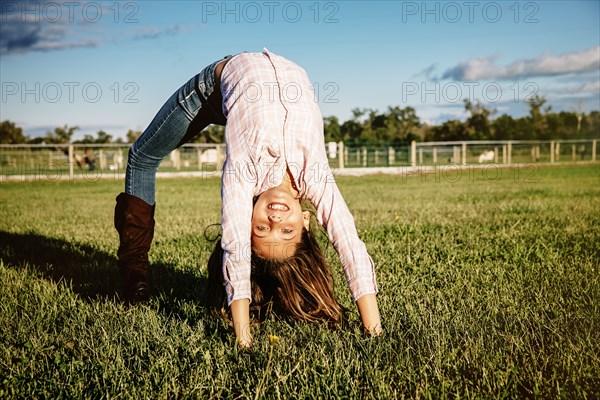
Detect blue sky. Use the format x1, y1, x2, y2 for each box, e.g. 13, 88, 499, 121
1, 0, 599, 140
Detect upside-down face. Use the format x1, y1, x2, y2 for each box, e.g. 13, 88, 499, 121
251, 185, 310, 260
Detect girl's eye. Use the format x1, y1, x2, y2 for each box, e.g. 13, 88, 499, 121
281, 229, 293, 234
257, 226, 268, 231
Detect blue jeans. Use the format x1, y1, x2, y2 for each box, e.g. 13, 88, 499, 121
125, 55, 232, 205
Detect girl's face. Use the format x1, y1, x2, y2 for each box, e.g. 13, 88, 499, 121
251, 185, 310, 260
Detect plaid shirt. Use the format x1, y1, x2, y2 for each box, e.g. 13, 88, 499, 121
220, 49, 378, 305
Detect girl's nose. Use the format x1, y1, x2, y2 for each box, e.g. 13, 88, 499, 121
268, 214, 281, 222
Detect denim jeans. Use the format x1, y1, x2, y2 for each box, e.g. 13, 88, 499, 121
125, 55, 232, 205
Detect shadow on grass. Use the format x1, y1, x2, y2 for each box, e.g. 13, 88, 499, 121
0, 231, 212, 313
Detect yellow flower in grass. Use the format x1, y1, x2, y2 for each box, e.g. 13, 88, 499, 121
269, 335, 280, 345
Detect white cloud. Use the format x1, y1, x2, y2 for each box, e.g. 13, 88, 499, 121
441, 46, 600, 80
558, 80, 600, 94
0, 1, 186, 55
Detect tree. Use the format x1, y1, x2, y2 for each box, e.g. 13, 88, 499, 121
95, 130, 113, 144
45, 125, 79, 144
341, 119, 363, 143
492, 115, 519, 140
323, 116, 342, 142
73, 130, 114, 144
27, 137, 46, 144
0, 120, 28, 144
126, 129, 142, 143
386, 106, 421, 142
340, 108, 367, 143
74, 134, 96, 144
464, 99, 495, 140
581, 111, 600, 139
364, 109, 389, 142
527, 95, 551, 140
426, 119, 467, 142
191, 125, 225, 143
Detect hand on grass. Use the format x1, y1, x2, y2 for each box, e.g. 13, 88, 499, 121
231, 299, 252, 348
365, 323, 383, 337
237, 334, 253, 348
356, 294, 382, 337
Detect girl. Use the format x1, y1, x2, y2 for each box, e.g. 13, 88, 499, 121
114, 49, 381, 347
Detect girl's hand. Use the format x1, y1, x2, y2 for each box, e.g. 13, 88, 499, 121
365, 324, 383, 337
230, 299, 252, 347
355, 294, 382, 336
237, 336, 253, 348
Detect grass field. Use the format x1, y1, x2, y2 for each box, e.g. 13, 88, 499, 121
1, 164, 599, 399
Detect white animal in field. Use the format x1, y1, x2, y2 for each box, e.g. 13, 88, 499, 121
478, 150, 495, 163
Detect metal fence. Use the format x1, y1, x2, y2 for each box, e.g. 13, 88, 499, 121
0, 139, 597, 181
327, 139, 597, 169
0, 143, 225, 180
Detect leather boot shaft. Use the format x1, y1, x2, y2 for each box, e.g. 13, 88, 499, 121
114, 192, 155, 303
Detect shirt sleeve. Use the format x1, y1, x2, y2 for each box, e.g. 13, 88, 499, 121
305, 157, 378, 302
220, 155, 255, 305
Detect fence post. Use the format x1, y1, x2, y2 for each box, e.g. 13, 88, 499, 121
432, 147, 437, 164
388, 147, 395, 166
530, 145, 534, 162
173, 149, 181, 170
418, 148, 423, 164
338, 141, 345, 170
99, 149, 107, 170
593, 140, 597, 162
550, 141, 555, 163
502, 145, 507, 164
461, 142, 467, 165
68, 145, 74, 180
507, 141, 512, 164
375, 149, 379, 165
197, 148, 203, 171
118, 149, 124, 170
344, 146, 348, 167
410, 141, 416, 165
217, 144, 226, 170
362, 146, 367, 167
572, 144, 576, 161
532, 145, 540, 162
494, 146, 498, 163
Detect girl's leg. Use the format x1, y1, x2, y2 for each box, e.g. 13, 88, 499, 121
126, 57, 228, 205
115, 56, 229, 303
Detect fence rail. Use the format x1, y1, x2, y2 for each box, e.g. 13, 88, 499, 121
0, 139, 597, 181
329, 139, 597, 169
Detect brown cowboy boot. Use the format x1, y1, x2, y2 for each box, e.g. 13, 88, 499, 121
114, 193, 155, 304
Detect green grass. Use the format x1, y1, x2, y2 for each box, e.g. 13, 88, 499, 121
1, 165, 599, 399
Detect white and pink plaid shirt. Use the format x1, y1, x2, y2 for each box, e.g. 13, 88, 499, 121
219, 49, 378, 305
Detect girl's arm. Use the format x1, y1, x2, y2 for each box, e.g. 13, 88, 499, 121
356, 294, 382, 335
305, 151, 380, 333
220, 156, 255, 346
230, 299, 252, 347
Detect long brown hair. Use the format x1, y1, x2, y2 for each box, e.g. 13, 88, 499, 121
206, 229, 346, 327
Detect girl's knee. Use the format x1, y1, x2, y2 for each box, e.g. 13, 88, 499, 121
127, 147, 161, 170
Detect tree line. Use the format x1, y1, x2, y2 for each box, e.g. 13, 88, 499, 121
1, 95, 598, 145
